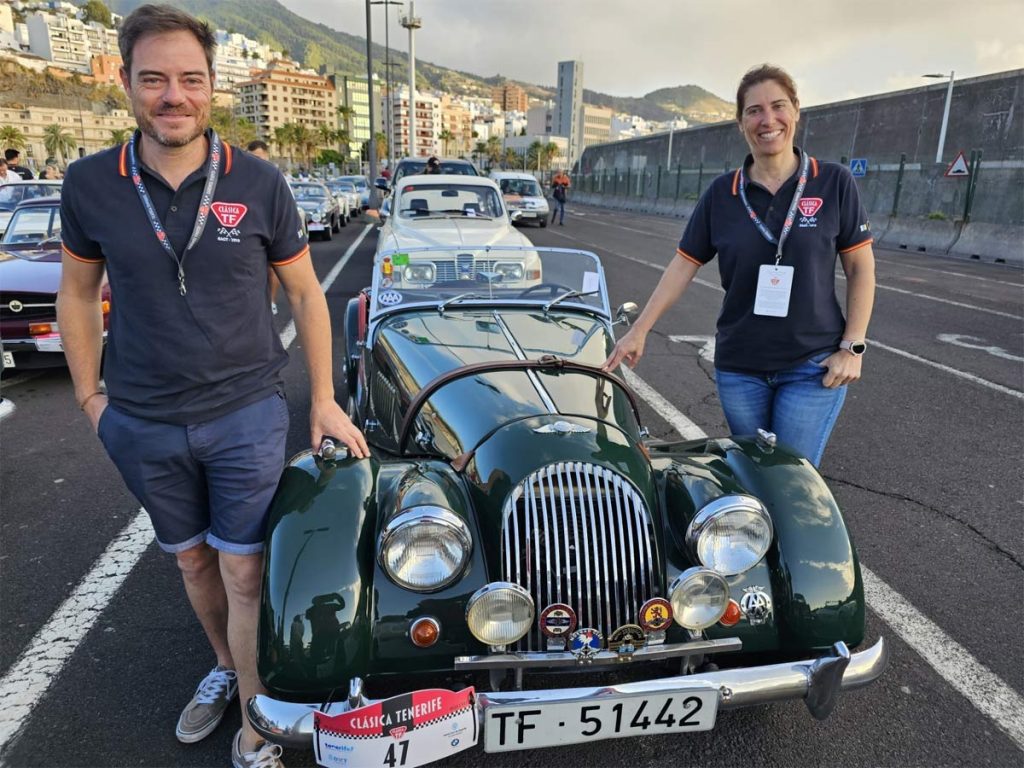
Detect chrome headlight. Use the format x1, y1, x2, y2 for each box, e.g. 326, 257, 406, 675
378, 507, 472, 592
669, 567, 730, 630
310, 211, 322, 222
466, 582, 534, 645
494, 262, 524, 281
403, 263, 436, 283
685, 495, 773, 576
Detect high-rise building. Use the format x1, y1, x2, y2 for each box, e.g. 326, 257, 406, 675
492, 82, 528, 113
555, 60, 584, 164
234, 59, 338, 145
26, 12, 90, 72
580, 104, 613, 150
330, 74, 378, 162
388, 87, 440, 158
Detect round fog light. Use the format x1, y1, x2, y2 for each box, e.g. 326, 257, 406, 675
669, 567, 730, 630
466, 582, 534, 646
410, 617, 440, 647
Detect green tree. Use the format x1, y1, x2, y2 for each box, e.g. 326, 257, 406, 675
304, 42, 324, 72
106, 128, 130, 147
210, 107, 256, 147
315, 123, 336, 153
373, 132, 388, 164
502, 147, 520, 169
0, 125, 28, 152
472, 140, 487, 167
317, 149, 344, 166
274, 124, 295, 164
485, 135, 502, 169
42, 124, 77, 165
543, 142, 560, 171
526, 140, 544, 171
438, 129, 454, 157
291, 124, 314, 167
80, 0, 113, 27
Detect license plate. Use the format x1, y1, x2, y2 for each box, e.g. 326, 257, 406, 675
2, 350, 13, 369
314, 687, 477, 768
483, 688, 718, 752
308, 223, 325, 230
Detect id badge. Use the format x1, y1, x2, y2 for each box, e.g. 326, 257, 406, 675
754, 264, 794, 317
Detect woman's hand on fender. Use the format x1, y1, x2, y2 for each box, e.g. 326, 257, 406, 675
820, 350, 863, 388
602, 328, 647, 371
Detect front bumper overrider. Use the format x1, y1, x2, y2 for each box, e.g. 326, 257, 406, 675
247, 637, 887, 749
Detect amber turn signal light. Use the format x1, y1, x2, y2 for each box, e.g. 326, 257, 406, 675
410, 617, 440, 648
719, 599, 742, 627
29, 322, 55, 336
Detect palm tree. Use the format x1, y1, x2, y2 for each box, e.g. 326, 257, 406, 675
485, 135, 502, 170
526, 140, 544, 172
373, 132, 388, 165
0, 125, 28, 152
274, 124, 295, 164
315, 123, 335, 152
106, 128, 131, 147
438, 129, 454, 157
291, 124, 315, 168
502, 147, 520, 170
543, 142, 560, 172
472, 141, 487, 168
42, 124, 77, 165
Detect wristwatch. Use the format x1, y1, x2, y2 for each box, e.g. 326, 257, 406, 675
839, 339, 867, 356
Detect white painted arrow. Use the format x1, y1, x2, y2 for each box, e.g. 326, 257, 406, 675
668, 334, 716, 362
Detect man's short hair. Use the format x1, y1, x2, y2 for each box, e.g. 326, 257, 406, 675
118, 4, 217, 78
4, 149, 20, 162
246, 140, 270, 153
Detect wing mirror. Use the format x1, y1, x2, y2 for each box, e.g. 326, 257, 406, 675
378, 198, 391, 223
374, 177, 390, 191
614, 302, 639, 326
509, 209, 523, 222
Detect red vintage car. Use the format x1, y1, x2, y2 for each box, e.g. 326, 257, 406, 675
0, 197, 110, 370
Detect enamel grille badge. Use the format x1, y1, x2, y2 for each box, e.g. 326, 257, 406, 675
638, 598, 672, 632
539, 603, 577, 638
608, 624, 646, 660
569, 628, 603, 660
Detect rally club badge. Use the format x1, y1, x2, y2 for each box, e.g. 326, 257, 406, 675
638, 598, 673, 632
539, 603, 577, 638
569, 628, 603, 659
797, 197, 823, 217
211, 202, 249, 227
607, 624, 646, 659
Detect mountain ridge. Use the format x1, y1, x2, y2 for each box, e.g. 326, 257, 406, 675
107, 0, 734, 124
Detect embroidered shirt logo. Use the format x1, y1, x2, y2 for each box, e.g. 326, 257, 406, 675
211, 202, 248, 228
797, 197, 823, 228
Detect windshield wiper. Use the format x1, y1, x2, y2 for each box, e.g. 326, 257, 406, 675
437, 292, 482, 314
543, 289, 600, 313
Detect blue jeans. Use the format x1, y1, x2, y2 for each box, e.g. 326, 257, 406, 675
551, 198, 565, 224
714, 352, 846, 467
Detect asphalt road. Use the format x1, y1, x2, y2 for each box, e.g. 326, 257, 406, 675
1, 204, 1022, 768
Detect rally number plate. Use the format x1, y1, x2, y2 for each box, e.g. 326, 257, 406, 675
314, 687, 477, 768
484, 687, 718, 752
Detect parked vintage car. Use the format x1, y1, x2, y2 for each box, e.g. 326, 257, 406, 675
491, 171, 550, 227
0, 179, 62, 237
291, 181, 341, 240
336, 174, 372, 209
247, 244, 887, 767
0, 197, 110, 369
323, 179, 352, 226
376, 174, 541, 290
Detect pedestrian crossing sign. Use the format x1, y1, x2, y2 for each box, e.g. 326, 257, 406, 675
944, 151, 970, 177
849, 158, 868, 177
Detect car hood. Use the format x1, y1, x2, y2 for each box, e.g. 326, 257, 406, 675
0, 248, 63, 293
296, 200, 330, 211
383, 218, 529, 251
370, 308, 637, 459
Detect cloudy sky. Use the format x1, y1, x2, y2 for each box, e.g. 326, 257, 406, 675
280, 0, 1024, 107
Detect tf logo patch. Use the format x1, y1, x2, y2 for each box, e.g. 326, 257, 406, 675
211, 202, 249, 228
797, 197, 823, 217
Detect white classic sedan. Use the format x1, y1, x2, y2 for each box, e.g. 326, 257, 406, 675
375, 175, 541, 291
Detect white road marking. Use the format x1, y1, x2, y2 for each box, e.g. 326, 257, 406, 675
0, 370, 47, 390
937, 333, 1024, 362
870, 340, 1023, 399
0, 227, 374, 754
622, 367, 1024, 750
0, 509, 154, 752
834, 273, 1022, 320
872, 256, 1023, 286
668, 335, 716, 362
0, 397, 14, 422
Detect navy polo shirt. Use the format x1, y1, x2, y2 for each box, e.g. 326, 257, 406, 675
678, 149, 872, 373
61, 131, 309, 424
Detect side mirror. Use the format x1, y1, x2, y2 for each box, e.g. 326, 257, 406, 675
509, 209, 523, 222
374, 177, 389, 191
614, 301, 639, 327
378, 199, 391, 223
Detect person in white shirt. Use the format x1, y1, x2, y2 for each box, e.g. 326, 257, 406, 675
0, 157, 21, 184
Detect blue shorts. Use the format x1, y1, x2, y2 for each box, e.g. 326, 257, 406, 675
98, 392, 290, 555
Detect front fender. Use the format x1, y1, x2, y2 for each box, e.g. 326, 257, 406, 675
258, 452, 378, 698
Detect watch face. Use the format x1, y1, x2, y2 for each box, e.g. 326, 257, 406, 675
850, 342, 866, 355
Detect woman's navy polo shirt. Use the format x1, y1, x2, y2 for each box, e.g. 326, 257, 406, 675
677, 149, 872, 373
61, 134, 309, 424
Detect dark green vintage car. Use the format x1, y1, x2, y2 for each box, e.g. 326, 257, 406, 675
248, 246, 886, 767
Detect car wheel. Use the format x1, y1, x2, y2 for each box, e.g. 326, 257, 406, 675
540, 219, 547, 228
323, 223, 333, 241
332, 215, 340, 233
340, 211, 348, 227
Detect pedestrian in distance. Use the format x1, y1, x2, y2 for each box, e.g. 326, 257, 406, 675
0, 156, 20, 184
550, 168, 570, 225
424, 155, 442, 174
246, 139, 282, 316
4, 148, 34, 180
56, 5, 369, 768
603, 63, 876, 467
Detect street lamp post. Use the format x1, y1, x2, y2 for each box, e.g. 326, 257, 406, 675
363, 0, 377, 193
371, 0, 402, 166
923, 71, 955, 164
400, 3, 421, 159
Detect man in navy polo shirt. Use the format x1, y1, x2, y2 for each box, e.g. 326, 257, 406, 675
56, 6, 368, 767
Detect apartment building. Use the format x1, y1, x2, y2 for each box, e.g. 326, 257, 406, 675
26, 11, 89, 72
330, 73, 377, 161
234, 59, 338, 143
580, 103, 613, 150
492, 82, 528, 113
0, 103, 135, 165
388, 87, 440, 158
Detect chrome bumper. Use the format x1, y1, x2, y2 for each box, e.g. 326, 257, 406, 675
248, 637, 886, 749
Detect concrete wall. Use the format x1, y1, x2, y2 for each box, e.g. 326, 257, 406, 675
573, 69, 1024, 265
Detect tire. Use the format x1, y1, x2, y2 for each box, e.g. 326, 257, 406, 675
332, 215, 340, 233
323, 223, 333, 241
340, 210, 348, 227
540, 219, 547, 228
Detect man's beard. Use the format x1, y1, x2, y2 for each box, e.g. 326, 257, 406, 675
134, 101, 209, 148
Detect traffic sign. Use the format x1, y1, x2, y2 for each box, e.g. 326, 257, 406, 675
944, 151, 970, 177
849, 158, 868, 177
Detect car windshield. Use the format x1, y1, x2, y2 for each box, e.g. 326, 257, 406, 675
292, 184, 327, 200
0, 183, 61, 208
336, 182, 356, 192
396, 183, 502, 219
394, 161, 477, 185
500, 178, 543, 197
370, 246, 609, 320
340, 176, 368, 189
1, 205, 61, 244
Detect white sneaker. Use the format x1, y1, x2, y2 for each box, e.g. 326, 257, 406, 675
175, 665, 238, 743
232, 728, 285, 768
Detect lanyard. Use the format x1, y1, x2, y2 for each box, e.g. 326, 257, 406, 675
738, 150, 810, 265
128, 130, 221, 296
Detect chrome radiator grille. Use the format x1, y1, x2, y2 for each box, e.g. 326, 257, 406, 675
501, 462, 657, 650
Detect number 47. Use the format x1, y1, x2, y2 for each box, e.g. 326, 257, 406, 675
383, 739, 410, 767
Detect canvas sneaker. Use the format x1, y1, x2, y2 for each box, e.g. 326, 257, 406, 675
232, 728, 285, 768
175, 665, 238, 743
